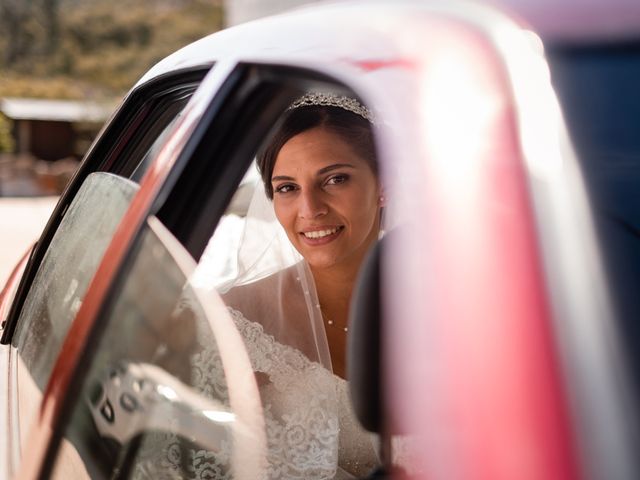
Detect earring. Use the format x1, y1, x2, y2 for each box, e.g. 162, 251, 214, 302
379, 195, 385, 204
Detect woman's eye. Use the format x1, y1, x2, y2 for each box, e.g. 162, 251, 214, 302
275, 184, 296, 194
326, 174, 349, 186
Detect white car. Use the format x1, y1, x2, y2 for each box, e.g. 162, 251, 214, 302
1, 1, 639, 479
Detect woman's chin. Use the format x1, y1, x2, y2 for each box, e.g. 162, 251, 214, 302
303, 252, 341, 271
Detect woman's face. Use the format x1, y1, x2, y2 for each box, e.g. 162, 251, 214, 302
271, 126, 381, 272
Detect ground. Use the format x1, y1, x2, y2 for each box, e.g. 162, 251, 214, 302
0, 196, 57, 285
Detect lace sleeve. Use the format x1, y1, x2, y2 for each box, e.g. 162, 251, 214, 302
133, 306, 380, 479
228, 308, 341, 479
229, 308, 381, 479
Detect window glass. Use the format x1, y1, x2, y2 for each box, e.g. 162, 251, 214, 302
129, 113, 181, 183
13, 173, 137, 370
51, 216, 266, 480
122, 92, 192, 182
13, 172, 138, 454
3, 75, 200, 346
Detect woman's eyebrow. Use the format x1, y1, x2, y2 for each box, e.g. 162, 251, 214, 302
271, 174, 295, 182
271, 163, 355, 183
316, 163, 355, 175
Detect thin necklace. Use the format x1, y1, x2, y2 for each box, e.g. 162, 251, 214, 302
318, 304, 348, 332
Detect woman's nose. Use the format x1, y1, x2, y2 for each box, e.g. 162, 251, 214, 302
298, 189, 327, 219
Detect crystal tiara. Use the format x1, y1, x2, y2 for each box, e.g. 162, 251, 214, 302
288, 92, 375, 123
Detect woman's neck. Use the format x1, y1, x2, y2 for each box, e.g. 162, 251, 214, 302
311, 265, 356, 379
309, 226, 380, 378
310, 227, 380, 325
311, 264, 358, 325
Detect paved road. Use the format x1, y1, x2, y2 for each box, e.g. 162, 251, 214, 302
0, 196, 58, 286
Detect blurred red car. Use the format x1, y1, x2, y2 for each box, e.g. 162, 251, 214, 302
1, 0, 639, 479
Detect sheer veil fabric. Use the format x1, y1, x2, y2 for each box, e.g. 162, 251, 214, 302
220, 177, 332, 369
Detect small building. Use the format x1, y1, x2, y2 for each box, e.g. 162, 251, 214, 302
0, 97, 112, 161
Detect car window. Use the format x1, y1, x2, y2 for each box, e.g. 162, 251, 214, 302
13, 172, 139, 455
48, 66, 390, 478
50, 216, 266, 480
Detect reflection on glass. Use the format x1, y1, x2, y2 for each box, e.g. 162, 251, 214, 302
51, 218, 266, 480
13, 172, 138, 458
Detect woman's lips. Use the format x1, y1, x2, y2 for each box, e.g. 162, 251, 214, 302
299, 226, 344, 245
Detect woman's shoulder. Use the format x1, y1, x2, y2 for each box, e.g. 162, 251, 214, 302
220, 264, 307, 326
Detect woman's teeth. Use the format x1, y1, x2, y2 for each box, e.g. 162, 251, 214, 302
303, 227, 341, 239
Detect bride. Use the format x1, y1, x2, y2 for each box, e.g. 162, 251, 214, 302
136, 92, 387, 479
224, 92, 385, 479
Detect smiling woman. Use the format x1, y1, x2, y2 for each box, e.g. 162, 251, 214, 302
258, 93, 383, 376
271, 129, 381, 273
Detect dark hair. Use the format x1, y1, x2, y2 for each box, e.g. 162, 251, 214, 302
257, 105, 378, 199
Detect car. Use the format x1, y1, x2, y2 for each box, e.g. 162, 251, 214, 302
1, 0, 640, 479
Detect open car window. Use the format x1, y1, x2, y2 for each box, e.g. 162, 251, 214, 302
48, 62, 394, 478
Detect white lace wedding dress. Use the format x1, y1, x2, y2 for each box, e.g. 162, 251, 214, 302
133, 307, 380, 479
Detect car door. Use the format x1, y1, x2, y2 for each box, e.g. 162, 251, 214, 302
0, 66, 209, 480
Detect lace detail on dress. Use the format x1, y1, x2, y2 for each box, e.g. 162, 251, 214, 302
191, 343, 229, 401
227, 307, 320, 390
228, 307, 341, 479
132, 421, 233, 480
133, 306, 380, 479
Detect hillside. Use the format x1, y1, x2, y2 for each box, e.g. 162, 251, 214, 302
0, 0, 224, 101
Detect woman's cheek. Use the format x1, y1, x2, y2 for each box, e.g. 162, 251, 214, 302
274, 203, 294, 232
